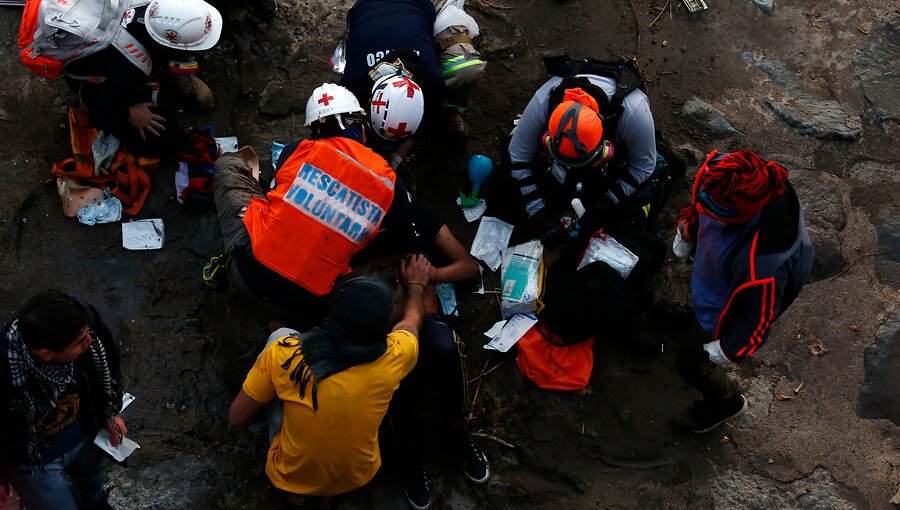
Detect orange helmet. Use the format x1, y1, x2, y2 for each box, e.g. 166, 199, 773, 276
545, 88, 612, 168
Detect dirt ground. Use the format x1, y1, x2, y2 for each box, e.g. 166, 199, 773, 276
0, 0, 898, 509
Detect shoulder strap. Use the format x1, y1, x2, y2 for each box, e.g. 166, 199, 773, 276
544, 55, 646, 139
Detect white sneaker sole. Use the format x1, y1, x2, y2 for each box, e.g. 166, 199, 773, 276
693, 394, 748, 434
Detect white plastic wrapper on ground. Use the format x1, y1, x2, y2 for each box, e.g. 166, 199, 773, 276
122, 219, 165, 250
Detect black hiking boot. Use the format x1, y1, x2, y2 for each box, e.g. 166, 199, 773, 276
458, 437, 490, 484
403, 464, 434, 510
673, 394, 748, 434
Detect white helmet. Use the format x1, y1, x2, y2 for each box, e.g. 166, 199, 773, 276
305, 83, 364, 126
145, 0, 223, 51
369, 74, 425, 140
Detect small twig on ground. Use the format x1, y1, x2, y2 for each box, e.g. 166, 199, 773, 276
467, 357, 509, 384
648, 0, 670, 28
472, 431, 517, 448
626, 0, 642, 57
468, 352, 493, 420
830, 251, 882, 280
495, 58, 520, 76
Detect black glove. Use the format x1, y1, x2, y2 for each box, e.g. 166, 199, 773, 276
581, 195, 617, 233
529, 208, 559, 232
540, 224, 569, 249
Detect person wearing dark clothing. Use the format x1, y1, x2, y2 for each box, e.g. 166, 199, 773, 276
342, 0, 444, 117
388, 206, 490, 510
671, 150, 813, 434
0, 290, 126, 510
63, 0, 222, 155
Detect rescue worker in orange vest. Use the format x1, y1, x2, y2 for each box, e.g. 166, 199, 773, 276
210, 83, 397, 327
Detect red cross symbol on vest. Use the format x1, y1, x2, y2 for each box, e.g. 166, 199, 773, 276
371, 92, 388, 114
385, 122, 411, 137
391, 77, 420, 98
318, 93, 335, 106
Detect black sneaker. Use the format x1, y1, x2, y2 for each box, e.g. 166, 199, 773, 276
403, 464, 434, 510
458, 438, 490, 484
673, 394, 748, 434
202, 254, 229, 291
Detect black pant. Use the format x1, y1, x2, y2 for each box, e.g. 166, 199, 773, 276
675, 318, 739, 402
389, 315, 467, 464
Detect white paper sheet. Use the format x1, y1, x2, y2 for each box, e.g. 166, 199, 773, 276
93, 429, 140, 462
484, 313, 537, 352
120, 392, 135, 412
483, 320, 507, 338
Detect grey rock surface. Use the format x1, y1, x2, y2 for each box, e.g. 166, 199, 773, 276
743, 53, 862, 139
711, 468, 857, 510
680, 97, 744, 137
858, 309, 900, 425
854, 15, 900, 123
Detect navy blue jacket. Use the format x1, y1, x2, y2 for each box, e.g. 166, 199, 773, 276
342, 0, 444, 124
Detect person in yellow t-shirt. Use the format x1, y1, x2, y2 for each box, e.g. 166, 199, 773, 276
227, 255, 432, 506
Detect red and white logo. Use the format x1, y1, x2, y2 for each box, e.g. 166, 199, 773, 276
164, 29, 179, 43
120, 8, 135, 28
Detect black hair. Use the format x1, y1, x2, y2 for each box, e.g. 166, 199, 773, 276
309, 116, 345, 140
17, 290, 91, 351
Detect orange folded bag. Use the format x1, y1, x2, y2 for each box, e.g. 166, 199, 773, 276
515, 321, 594, 391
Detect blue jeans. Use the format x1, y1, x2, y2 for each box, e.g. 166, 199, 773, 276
5, 439, 107, 510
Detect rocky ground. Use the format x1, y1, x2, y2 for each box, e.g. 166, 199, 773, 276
0, 0, 898, 509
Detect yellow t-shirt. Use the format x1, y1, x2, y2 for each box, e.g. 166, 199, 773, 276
242, 329, 418, 496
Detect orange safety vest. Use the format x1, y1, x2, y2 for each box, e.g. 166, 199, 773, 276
242, 137, 396, 296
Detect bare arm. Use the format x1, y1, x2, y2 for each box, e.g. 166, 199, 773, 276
392, 254, 433, 337
430, 225, 480, 283
228, 389, 266, 427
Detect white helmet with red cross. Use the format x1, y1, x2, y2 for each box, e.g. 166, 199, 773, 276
305, 83, 365, 126
145, 0, 223, 51
369, 74, 425, 140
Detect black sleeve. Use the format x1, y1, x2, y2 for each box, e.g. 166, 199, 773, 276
276, 140, 302, 173
411, 204, 444, 244
65, 50, 153, 135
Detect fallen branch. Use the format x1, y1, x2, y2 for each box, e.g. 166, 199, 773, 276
467, 357, 509, 384
472, 431, 517, 449
495, 58, 520, 77
648, 0, 670, 28
468, 352, 493, 420
830, 251, 881, 280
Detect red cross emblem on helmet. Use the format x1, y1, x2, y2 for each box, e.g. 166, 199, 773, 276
385, 122, 411, 137
371, 92, 388, 114
164, 29, 179, 42
391, 77, 420, 98
317, 93, 335, 106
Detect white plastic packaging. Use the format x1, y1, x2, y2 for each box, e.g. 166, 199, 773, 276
577, 232, 639, 278
500, 240, 543, 319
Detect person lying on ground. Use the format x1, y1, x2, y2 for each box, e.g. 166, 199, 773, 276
62, 0, 222, 155
210, 83, 397, 330
0, 290, 126, 510
341, 0, 485, 167
227, 256, 431, 506
503, 56, 660, 244
387, 206, 490, 510
671, 149, 813, 434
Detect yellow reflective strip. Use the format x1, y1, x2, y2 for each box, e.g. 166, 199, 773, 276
441, 59, 485, 75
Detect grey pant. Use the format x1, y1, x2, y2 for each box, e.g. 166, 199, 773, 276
213, 153, 266, 254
